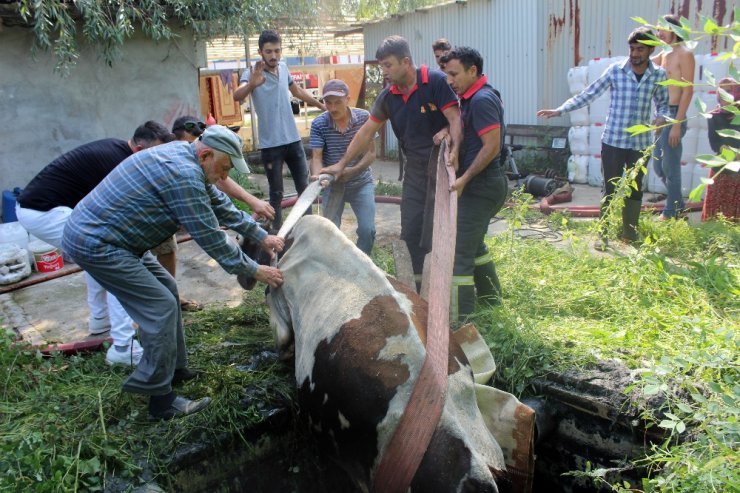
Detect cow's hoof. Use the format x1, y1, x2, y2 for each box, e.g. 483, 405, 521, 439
237, 273, 258, 290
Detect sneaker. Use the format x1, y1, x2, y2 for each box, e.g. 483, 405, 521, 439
89, 316, 111, 335
105, 339, 144, 366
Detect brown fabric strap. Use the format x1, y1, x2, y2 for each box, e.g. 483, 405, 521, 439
372, 141, 457, 493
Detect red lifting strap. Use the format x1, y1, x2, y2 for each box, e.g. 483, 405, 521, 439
372, 141, 458, 493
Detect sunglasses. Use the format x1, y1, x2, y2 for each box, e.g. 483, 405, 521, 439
175, 121, 206, 133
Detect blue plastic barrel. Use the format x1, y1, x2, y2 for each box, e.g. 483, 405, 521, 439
2, 188, 22, 223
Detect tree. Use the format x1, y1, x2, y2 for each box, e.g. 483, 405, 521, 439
5, 0, 344, 74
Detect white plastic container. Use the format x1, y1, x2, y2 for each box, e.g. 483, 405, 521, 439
587, 57, 612, 84
680, 161, 695, 197
695, 130, 715, 157
0, 243, 31, 285
588, 154, 603, 188
569, 105, 589, 126
701, 53, 729, 86
567, 66, 588, 95
588, 123, 604, 156
589, 91, 610, 124
681, 127, 700, 162
692, 163, 711, 199
567, 154, 589, 184
568, 126, 589, 155
692, 54, 706, 92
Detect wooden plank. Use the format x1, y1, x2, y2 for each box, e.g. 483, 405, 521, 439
391, 239, 416, 292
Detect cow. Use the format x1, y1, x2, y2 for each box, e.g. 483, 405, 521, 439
264, 215, 508, 492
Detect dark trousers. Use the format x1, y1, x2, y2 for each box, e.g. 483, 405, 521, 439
400, 157, 431, 276
262, 141, 309, 230
452, 166, 508, 322
601, 143, 646, 205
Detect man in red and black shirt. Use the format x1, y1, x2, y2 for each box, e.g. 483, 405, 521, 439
443, 47, 508, 323
323, 35, 462, 282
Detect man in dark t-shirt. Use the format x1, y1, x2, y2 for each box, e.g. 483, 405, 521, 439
16, 122, 173, 366
322, 35, 462, 284
442, 47, 508, 324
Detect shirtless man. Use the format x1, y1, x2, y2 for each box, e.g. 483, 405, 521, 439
652, 14, 695, 220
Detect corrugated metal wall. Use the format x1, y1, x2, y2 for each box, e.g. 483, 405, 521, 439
363, 0, 733, 152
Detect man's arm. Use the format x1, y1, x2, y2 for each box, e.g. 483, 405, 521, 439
451, 128, 501, 195
341, 141, 376, 182
216, 177, 275, 220
442, 105, 462, 171
289, 83, 326, 111
538, 69, 612, 118
233, 61, 266, 102
310, 147, 325, 179
322, 118, 384, 177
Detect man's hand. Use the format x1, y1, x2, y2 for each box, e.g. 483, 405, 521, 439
260, 235, 284, 258
450, 176, 467, 196
252, 200, 275, 221
320, 164, 344, 182
446, 145, 459, 172
433, 127, 449, 145
536, 109, 561, 119
254, 265, 283, 288
250, 61, 267, 89
668, 124, 682, 147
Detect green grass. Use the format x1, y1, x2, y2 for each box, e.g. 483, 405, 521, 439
470, 208, 739, 492
1, 209, 737, 492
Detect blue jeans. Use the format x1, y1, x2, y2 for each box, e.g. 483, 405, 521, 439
261, 141, 309, 230
653, 106, 687, 217
322, 180, 376, 255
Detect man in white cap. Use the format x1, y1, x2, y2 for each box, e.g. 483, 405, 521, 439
63, 125, 285, 420
310, 79, 376, 254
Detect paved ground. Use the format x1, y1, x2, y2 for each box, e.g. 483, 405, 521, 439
0, 159, 680, 348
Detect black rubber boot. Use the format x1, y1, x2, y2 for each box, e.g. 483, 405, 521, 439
621, 198, 642, 243
474, 261, 501, 307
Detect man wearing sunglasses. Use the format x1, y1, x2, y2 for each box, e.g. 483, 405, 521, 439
233, 29, 326, 230
150, 116, 276, 312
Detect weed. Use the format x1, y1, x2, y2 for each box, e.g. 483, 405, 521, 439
374, 175, 403, 197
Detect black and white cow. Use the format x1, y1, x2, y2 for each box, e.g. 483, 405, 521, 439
265, 215, 508, 492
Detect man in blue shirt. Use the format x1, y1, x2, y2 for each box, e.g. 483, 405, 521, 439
233, 29, 325, 231
442, 47, 509, 323
63, 125, 285, 420
323, 35, 462, 286
310, 79, 376, 254
538, 27, 670, 248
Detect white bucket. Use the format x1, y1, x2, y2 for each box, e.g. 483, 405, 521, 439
680, 162, 695, 197
0, 243, 31, 285
569, 105, 589, 126
28, 239, 64, 273
587, 155, 603, 188
681, 127, 700, 162
568, 126, 589, 155
588, 123, 604, 156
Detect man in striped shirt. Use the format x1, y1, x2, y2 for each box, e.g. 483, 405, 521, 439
538, 27, 670, 248
310, 79, 376, 254
63, 125, 285, 420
